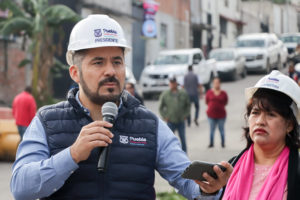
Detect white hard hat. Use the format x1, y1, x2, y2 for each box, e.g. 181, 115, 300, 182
295, 63, 300, 72
245, 70, 300, 121
66, 14, 131, 65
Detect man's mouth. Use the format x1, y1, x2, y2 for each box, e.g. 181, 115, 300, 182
103, 82, 117, 87
99, 77, 120, 88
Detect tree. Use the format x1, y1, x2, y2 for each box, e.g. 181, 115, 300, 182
0, 0, 80, 106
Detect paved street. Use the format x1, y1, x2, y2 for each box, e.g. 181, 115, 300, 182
0, 72, 277, 199
151, 72, 266, 194
0, 161, 13, 200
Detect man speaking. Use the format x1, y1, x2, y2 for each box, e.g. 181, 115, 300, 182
10, 15, 232, 200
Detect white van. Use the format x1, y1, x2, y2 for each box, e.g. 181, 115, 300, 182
236, 33, 285, 73
140, 48, 216, 98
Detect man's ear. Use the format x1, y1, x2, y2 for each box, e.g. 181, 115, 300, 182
69, 65, 80, 83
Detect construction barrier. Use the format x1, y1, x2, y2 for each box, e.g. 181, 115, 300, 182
0, 107, 20, 161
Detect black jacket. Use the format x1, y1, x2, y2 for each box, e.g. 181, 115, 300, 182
220, 147, 300, 199
39, 88, 158, 200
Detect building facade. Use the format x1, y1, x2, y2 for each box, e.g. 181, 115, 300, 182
196, 0, 244, 54
2, 0, 300, 105
144, 0, 191, 68
241, 1, 300, 35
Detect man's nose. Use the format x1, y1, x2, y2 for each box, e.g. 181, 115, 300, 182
104, 63, 116, 76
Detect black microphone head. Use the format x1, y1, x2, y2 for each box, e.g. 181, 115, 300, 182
102, 102, 118, 118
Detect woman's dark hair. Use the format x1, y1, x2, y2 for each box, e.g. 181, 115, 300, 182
244, 88, 300, 149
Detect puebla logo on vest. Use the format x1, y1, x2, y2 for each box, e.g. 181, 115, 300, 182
119, 135, 147, 146
120, 135, 129, 144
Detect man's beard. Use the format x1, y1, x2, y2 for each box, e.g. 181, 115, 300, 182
80, 72, 122, 105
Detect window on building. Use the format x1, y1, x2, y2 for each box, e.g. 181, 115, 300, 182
225, 0, 229, 7
220, 17, 227, 36
207, 13, 212, 25
160, 23, 167, 48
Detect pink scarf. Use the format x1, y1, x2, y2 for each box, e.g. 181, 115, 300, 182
222, 144, 289, 200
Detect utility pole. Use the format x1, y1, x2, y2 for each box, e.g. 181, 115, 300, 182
286, 0, 289, 33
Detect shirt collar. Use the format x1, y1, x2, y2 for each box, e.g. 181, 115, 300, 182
75, 90, 123, 116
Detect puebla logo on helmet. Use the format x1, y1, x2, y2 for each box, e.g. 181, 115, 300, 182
94, 29, 102, 37
93, 28, 119, 44
103, 29, 118, 36
267, 77, 279, 83
263, 77, 280, 89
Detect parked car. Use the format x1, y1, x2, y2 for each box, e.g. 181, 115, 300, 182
140, 48, 216, 98
278, 39, 288, 67
280, 33, 300, 57
209, 48, 246, 81
236, 33, 284, 73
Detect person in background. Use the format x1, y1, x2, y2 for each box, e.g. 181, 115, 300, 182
222, 70, 300, 199
10, 15, 232, 200
183, 65, 203, 126
125, 82, 144, 105
205, 77, 228, 148
159, 76, 190, 152
288, 62, 300, 86
12, 86, 36, 140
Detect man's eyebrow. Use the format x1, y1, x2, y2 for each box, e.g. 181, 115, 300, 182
113, 56, 123, 60
90, 57, 104, 62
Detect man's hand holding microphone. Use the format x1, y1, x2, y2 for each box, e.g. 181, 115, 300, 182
70, 102, 118, 170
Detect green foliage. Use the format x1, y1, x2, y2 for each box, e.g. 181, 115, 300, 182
51, 58, 69, 78
36, 94, 61, 108
0, 0, 26, 18
44, 5, 81, 26
0, 0, 80, 106
1, 17, 33, 36
22, 0, 36, 17
156, 191, 186, 200
18, 58, 31, 68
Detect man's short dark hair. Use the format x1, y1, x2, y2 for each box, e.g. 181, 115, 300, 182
169, 76, 177, 83
25, 86, 32, 93
126, 82, 135, 89
73, 49, 87, 69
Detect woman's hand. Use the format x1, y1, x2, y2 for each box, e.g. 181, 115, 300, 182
195, 161, 233, 194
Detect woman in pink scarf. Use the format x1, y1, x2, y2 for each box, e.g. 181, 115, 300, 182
222, 70, 300, 199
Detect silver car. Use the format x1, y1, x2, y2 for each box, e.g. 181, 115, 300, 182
209, 48, 246, 81
280, 33, 300, 56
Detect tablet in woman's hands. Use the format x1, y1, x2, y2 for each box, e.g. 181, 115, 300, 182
181, 161, 227, 181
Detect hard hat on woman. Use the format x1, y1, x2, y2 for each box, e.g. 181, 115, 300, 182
245, 70, 300, 122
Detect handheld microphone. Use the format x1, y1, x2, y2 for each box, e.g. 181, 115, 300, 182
97, 102, 118, 172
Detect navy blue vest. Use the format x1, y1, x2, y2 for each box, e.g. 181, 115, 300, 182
39, 88, 158, 200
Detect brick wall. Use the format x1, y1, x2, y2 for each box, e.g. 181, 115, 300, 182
156, 0, 190, 22
0, 41, 26, 106
0, 107, 13, 119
